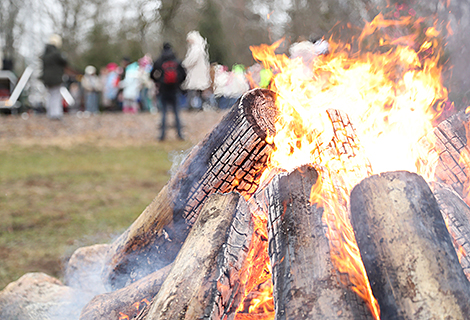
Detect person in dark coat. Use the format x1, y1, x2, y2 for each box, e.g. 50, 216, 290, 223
40, 34, 67, 119
150, 42, 186, 141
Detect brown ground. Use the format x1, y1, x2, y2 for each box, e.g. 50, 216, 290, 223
0, 110, 229, 149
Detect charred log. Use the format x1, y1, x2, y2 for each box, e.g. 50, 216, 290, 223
103, 89, 277, 290
350, 171, 470, 319
418, 110, 470, 197
266, 165, 373, 320
432, 182, 470, 282
79, 263, 171, 320
136, 192, 253, 320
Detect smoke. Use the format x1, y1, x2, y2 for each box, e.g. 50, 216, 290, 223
0, 272, 95, 320
169, 147, 192, 177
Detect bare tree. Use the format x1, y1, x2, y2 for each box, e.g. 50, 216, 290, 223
45, 0, 93, 64
0, 0, 28, 70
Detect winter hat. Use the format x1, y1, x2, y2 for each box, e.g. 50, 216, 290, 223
49, 34, 62, 49
106, 62, 118, 71
85, 65, 97, 75
138, 54, 152, 67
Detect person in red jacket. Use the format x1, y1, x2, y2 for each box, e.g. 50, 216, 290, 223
150, 43, 186, 141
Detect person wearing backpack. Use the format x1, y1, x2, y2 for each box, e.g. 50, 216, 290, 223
151, 42, 186, 141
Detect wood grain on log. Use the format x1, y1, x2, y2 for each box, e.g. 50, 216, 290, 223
350, 171, 470, 319
103, 89, 277, 290
79, 263, 171, 320
136, 192, 253, 320
266, 165, 372, 320
432, 182, 470, 282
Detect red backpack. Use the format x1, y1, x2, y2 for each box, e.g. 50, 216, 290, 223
162, 60, 179, 84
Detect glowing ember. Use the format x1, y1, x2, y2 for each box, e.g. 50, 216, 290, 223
119, 298, 150, 320
118, 312, 129, 320
236, 11, 452, 320
235, 212, 275, 319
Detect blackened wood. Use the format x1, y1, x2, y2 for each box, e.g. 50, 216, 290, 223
103, 88, 277, 290
136, 192, 253, 320
266, 165, 373, 320
350, 171, 470, 319
432, 182, 470, 281
79, 263, 171, 320
418, 110, 469, 197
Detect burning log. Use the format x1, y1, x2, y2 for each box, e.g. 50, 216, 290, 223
136, 192, 253, 320
350, 171, 470, 319
266, 165, 373, 320
103, 88, 277, 290
79, 263, 172, 320
432, 182, 470, 281
418, 110, 470, 197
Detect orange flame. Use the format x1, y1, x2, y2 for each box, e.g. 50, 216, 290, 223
239, 11, 451, 320
118, 312, 129, 320
459, 109, 470, 206
235, 211, 274, 318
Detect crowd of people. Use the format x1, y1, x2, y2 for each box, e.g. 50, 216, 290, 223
40, 31, 328, 140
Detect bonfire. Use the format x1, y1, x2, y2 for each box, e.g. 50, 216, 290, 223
1, 10, 470, 320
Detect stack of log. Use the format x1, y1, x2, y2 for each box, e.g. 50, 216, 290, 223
2, 89, 470, 320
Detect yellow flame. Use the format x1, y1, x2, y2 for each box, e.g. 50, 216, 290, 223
246, 12, 450, 320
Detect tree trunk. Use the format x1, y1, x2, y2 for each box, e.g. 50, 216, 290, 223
79, 263, 172, 320
350, 171, 470, 319
136, 192, 254, 320
103, 88, 277, 290
432, 182, 470, 282
266, 165, 373, 320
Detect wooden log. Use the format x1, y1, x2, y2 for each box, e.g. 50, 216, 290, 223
103, 88, 277, 290
79, 263, 172, 320
136, 192, 254, 320
234, 108, 375, 319
350, 171, 470, 319
431, 182, 470, 282
417, 110, 470, 197
266, 165, 373, 320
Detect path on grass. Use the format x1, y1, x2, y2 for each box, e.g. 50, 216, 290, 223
0, 110, 228, 148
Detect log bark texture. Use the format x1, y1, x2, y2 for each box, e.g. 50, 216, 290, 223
79, 263, 172, 320
350, 171, 470, 320
432, 182, 470, 282
136, 192, 254, 320
266, 165, 373, 320
103, 88, 277, 289
418, 110, 470, 197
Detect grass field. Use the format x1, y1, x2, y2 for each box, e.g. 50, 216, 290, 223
0, 141, 191, 290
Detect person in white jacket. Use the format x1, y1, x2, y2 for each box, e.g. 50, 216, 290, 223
82, 65, 101, 114
181, 31, 211, 110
